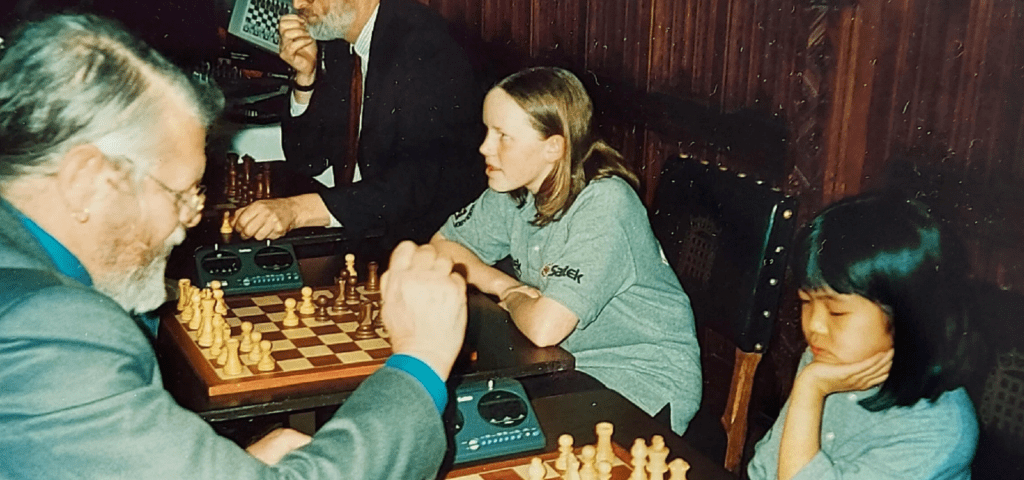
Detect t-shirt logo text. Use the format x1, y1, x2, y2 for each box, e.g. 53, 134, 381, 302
452, 204, 474, 228
540, 264, 584, 283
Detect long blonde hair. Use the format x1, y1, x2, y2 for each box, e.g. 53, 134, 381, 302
495, 67, 638, 226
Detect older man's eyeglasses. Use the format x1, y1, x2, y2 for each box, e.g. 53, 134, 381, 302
147, 174, 207, 221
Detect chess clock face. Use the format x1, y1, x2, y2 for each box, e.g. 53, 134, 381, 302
253, 246, 295, 271
201, 250, 243, 275
478, 390, 529, 427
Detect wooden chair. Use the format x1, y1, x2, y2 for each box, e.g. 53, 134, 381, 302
966, 283, 1024, 480
650, 155, 798, 473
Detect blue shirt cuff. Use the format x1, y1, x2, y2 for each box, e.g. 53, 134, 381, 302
384, 354, 447, 413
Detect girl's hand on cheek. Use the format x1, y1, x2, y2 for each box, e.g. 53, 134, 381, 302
797, 348, 894, 398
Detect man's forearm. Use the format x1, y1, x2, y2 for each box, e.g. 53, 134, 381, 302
429, 235, 518, 295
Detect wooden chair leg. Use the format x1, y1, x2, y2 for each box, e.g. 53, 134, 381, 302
720, 349, 763, 473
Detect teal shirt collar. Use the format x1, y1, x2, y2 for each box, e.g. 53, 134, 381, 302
6, 201, 93, 286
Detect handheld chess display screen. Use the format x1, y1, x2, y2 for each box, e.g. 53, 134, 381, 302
227, 0, 293, 53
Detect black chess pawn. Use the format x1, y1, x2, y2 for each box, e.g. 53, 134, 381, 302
365, 261, 379, 292
315, 295, 331, 322
351, 303, 376, 339
371, 301, 384, 329
226, 153, 238, 202
345, 280, 360, 305
261, 163, 272, 199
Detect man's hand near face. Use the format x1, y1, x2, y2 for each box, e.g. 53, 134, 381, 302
279, 14, 317, 102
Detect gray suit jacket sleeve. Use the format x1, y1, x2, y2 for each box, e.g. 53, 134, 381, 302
0, 282, 445, 480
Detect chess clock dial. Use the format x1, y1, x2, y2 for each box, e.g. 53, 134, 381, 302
478, 390, 529, 427
200, 250, 242, 275
253, 246, 294, 271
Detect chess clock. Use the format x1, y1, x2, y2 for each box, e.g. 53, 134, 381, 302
194, 241, 303, 295
452, 378, 546, 464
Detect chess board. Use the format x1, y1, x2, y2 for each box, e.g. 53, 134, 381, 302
227, 0, 292, 53
159, 286, 388, 409
446, 442, 632, 480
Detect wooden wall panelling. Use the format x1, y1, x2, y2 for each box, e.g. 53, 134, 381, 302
951, 0, 994, 165
742, 0, 767, 108
530, 0, 587, 69
822, 3, 881, 205
875, 0, 920, 171
995, 3, 1024, 180
973, 0, 1021, 179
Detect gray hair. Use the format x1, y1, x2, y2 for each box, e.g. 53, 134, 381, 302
0, 14, 222, 187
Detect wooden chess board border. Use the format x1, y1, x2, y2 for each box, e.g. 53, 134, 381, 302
159, 287, 387, 408
445, 441, 632, 479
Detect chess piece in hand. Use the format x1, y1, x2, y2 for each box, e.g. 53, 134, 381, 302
381, 241, 467, 382
234, 195, 331, 240
246, 427, 312, 465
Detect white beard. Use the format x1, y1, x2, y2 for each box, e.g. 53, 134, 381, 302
304, 4, 356, 41
94, 226, 186, 315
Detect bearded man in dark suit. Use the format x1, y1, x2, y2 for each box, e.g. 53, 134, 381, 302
232, 0, 484, 258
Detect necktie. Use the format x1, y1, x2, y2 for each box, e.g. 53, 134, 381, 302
341, 51, 362, 184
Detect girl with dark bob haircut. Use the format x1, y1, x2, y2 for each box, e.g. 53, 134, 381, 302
748, 191, 979, 480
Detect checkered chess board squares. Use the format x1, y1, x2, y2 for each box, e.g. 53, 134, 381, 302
446, 449, 631, 480
174, 288, 389, 380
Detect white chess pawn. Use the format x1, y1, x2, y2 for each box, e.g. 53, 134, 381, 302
248, 331, 263, 362
629, 438, 648, 480
597, 461, 612, 480
257, 340, 275, 372
579, 445, 597, 480
565, 454, 582, 480
345, 253, 357, 278
527, 457, 545, 480
299, 287, 315, 315
667, 458, 690, 480
239, 321, 253, 352
555, 434, 574, 471
282, 298, 299, 327
220, 211, 232, 234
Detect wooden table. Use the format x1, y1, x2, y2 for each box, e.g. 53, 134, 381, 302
156, 291, 575, 422
439, 388, 736, 480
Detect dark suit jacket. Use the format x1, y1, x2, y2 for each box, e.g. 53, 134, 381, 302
0, 201, 447, 479
281, 0, 484, 253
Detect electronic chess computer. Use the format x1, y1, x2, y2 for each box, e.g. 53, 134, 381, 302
194, 240, 303, 295
227, 0, 293, 54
